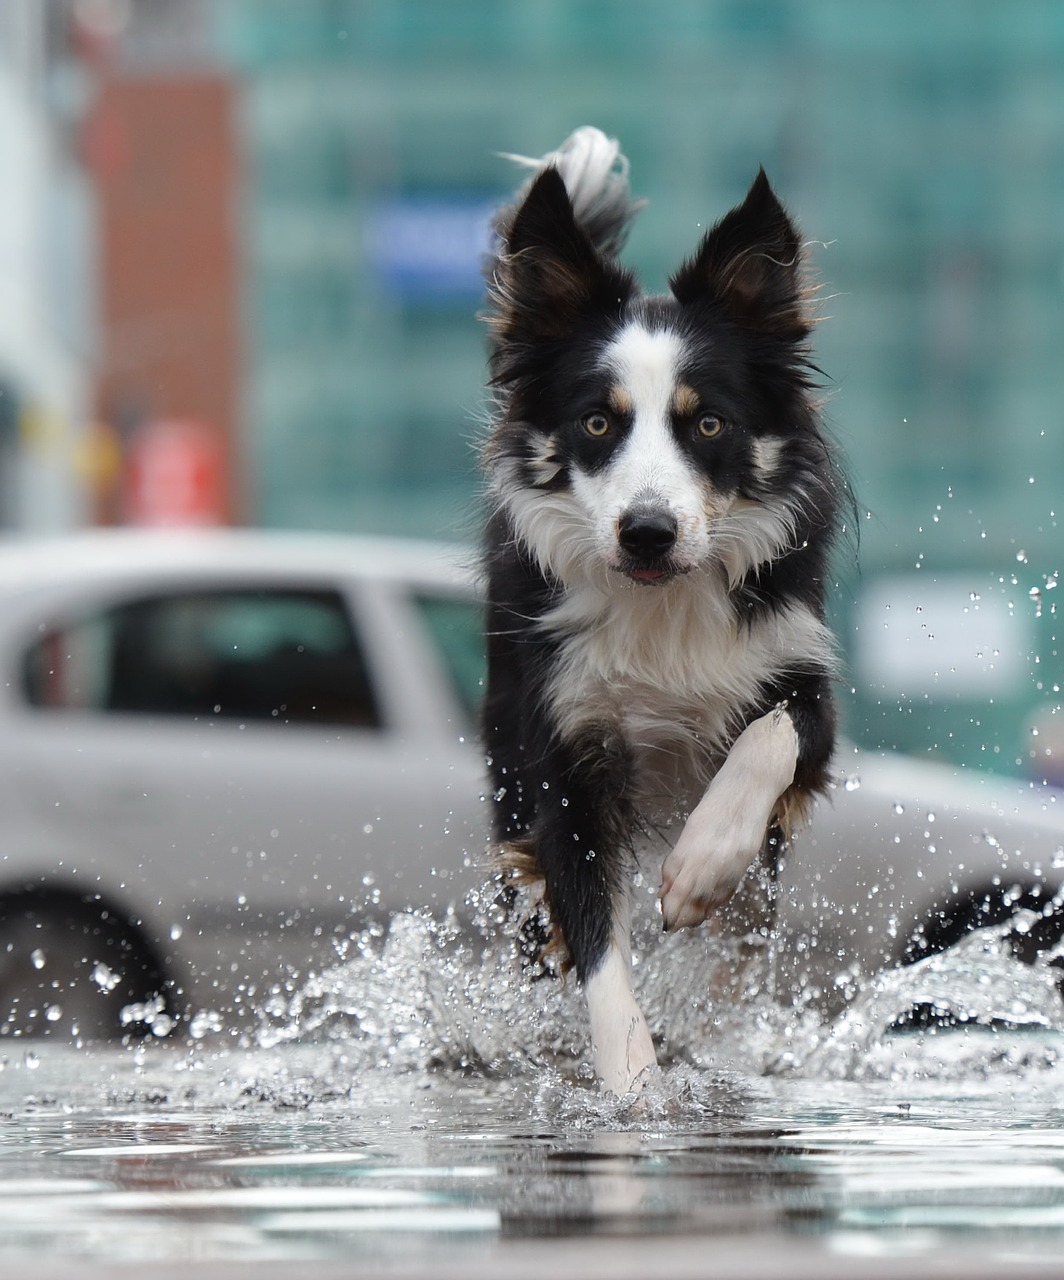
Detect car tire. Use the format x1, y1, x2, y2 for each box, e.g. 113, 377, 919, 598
0, 891, 175, 1041
904, 881, 1064, 968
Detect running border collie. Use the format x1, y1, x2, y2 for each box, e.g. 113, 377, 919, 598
480, 128, 845, 1094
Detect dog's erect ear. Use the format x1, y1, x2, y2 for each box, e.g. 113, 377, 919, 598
670, 169, 809, 339
490, 168, 633, 364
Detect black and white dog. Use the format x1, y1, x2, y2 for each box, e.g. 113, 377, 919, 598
480, 128, 844, 1094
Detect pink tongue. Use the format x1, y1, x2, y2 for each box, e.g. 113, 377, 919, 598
630, 568, 667, 582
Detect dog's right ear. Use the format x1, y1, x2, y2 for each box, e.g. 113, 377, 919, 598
488, 168, 633, 375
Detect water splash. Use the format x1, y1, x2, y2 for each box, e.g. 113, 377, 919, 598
787, 913, 1064, 1081
251, 885, 1064, 1093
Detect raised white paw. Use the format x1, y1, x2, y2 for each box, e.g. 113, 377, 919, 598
659, 709, 798, 931
660, 804, 766, 931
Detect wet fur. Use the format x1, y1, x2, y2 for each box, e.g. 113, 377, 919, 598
480, 128, 845, 1093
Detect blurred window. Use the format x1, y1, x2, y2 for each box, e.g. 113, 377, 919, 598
22, 587, 381, 729
414, 594, 483, 720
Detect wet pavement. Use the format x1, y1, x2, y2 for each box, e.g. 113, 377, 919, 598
4, 1034, 1064, 1279
3, 907, 1064, 1277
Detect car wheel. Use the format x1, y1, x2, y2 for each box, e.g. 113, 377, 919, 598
895, 881, 1064, 1031
903, 881, 1064, 967
0, 891, 175, 1040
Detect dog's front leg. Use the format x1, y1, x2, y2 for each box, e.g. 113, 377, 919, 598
660, 708, 799, 931
584, 894, 656, 1096
532, 746, 656, 1095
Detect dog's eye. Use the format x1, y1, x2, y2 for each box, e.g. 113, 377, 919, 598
696, 414, 725, 439
582, 412, 611, 438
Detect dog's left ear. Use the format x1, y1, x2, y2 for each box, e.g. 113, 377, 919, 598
670, 169, 809, 339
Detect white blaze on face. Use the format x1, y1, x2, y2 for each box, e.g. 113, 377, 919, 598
570, 322, 718, 573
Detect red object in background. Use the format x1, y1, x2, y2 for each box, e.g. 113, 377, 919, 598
90, 76, 240, 524
81, 100, 131, 182
126, 419, 226, 527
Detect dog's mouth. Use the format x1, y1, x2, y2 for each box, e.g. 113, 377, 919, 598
616, 558, 688, 586
627, 565, 673, 585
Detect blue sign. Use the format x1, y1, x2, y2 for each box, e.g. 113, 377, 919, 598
364, 196, 500, 300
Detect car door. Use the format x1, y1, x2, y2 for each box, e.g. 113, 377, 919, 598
4, 571, 487, 944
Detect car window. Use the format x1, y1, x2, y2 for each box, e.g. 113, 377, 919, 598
414, 593, 484, 721
22, 587, 382, 728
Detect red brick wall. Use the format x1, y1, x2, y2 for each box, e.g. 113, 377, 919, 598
88, 75, 240, 523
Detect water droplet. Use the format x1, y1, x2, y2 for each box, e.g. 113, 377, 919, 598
170, 923, 183, 941
844, 775, 861, 792
892, 802, 905, 816
30, 949, 45, 970
93, 961, 119, 992
45, 1004, 62, 1023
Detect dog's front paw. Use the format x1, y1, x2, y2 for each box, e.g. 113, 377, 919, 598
592, 1005, 657, 1097
660, 846, 743, 931
586, 948, 658, 1095
659, 812, 764, 931
659, 709, 797, 931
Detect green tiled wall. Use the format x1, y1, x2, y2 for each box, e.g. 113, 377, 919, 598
214, 0, 1064, 773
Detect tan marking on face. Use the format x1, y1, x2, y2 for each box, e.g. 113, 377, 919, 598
701, 481, 735, 525
672, 383, 700, 417
607, 385, 633, 417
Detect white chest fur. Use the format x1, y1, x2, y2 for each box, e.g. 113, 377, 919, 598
543, 569, 833, 815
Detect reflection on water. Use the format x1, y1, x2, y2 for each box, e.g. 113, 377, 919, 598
3, 907, 1064, 1270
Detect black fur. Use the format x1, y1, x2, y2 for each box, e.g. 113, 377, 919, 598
481, 145, 845, 997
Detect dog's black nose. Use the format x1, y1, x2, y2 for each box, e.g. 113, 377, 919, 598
618, 508, 678, 559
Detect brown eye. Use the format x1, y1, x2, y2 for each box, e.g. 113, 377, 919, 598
696, 414, 725, 439
582, 411, 611, 438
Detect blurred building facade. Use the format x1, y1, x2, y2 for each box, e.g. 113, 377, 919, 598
0, 1, 96, 530
41, 0, 1064, 774
209, 0, 1064, 775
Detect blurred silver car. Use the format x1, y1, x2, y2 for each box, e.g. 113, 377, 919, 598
0, 529, 488, 1037
0, 528, 1062, 1039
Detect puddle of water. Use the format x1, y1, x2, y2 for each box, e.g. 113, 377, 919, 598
3, 902, 1064, 1273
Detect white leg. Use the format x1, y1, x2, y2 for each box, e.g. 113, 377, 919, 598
584, 902, 657, 1095
660, 708, 798, 931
